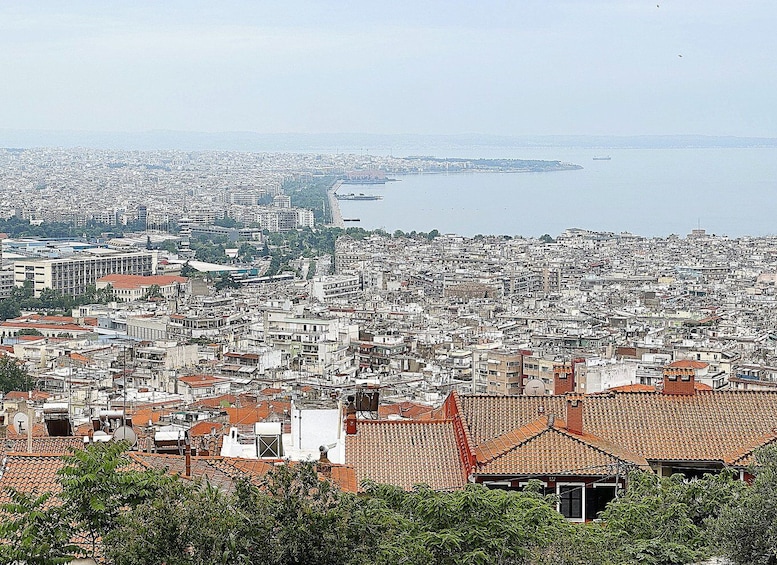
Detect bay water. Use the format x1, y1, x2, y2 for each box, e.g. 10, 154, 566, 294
335, 147, 777, 238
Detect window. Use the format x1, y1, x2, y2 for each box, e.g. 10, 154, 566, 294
558, 484, 584, 520
257, 435, 283, 458
587, 484, 617, 520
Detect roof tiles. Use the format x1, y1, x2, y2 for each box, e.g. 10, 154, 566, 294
345, 420, 467, 491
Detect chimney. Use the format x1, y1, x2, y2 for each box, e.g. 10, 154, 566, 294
184, 431, 192, 478
345, 395, 357, 435
566, 398, 583, 435
553, 364, 575, 395
662, 366, 696, 395
318, 445, 332, 478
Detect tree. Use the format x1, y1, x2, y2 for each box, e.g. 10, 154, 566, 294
599, 470, 743, 565
358, 481, 582, 565
142, 284, 164, 300
0, 298, 21, 320
0, 489, 79, 565
105, 480, 252, 565
712, 447, 777, 564
214, 273, 240, 291
181, 261, 197, 277
57, 441, 170, 559
540, 234, 556, 243
0, 355, 34, 393
235, 462, 366, 565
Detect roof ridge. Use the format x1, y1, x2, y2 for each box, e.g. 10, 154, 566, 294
554, 427, 649, 468
724, 429, 777, 466
474, 416, 551, 464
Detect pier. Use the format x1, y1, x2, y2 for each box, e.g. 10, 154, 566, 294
327, 180, 345, 228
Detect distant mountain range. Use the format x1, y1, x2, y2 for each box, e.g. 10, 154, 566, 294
1, 130, 776, 153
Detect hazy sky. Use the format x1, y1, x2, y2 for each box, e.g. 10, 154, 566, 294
1, 1, 775, 137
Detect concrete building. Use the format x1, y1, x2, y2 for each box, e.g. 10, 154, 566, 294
14, 250, 157, 297
311, 274, 361, 302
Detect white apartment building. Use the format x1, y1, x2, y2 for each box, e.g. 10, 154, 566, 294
310, 274, 361, 302
263, 310, 357, 377
14, 250, 157, 297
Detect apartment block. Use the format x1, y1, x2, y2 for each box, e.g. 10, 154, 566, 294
14, 250, 157, 297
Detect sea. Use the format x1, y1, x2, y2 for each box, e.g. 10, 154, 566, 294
335, 147, 777, 239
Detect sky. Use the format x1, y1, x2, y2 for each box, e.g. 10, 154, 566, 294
1, 1, 776, 137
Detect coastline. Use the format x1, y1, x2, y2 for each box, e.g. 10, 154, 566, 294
327, 180, 345, 228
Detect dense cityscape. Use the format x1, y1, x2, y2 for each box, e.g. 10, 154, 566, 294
0, 147, 776, 562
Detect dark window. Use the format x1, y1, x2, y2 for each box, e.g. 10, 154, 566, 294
559, 485, 583, 519
587, 486, 616, 520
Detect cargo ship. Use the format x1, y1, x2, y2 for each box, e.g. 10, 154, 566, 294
592, 156, 611, 161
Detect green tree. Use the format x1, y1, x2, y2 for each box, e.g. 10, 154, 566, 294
0, 355, 34, 392
599, 470, 742, 565
0, 490, 79, 565
214, 273, 240, 291
181, 261, 197, 277
105, 480, 252, 565
359, 481, 579, 565
142, 284, 164, 300
57, 441, 170, 560
235, 462, 364, 565
0, 298, 21, 320
712, 447, 777, 564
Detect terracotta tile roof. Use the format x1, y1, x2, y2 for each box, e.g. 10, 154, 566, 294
668, 360, 709, 369
129, 453, 239, 492
345, 420, 467, 491
378, 401, 435, 420
472, 416, 648, 476
4, 390, 52, 402
189, 394, 239, 408
607, 382, 712, 393
97, 274, 188, 289
225, 401, 290, 425
188, 421, 225, 436
459, 391, 777, 464
178, 374, 228, 387
328, 464, 359, 493
477, 426, 648, 477
4, 437, 86, 454
724, 430, 777, 467
0, 453, 64, 504
5, 422, 51, 439
606, 384, 656, 393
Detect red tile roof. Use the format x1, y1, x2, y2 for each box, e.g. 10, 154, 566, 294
345, 420, 467, 491
97, 274, 188, 289
378, 401, 435, 420
0, 454, 64, 505
178, 374, 228, 388
458, 390, 777, 464
4, 390, 51, 402
5, 437, 86, 454
473, 416, 648, 476
668, 360, 708, 369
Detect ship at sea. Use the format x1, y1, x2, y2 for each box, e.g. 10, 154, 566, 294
592, 156, 611, 161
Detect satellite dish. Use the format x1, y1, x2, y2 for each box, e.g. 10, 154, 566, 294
524, 379, 546, 396
12, 412, 29, 434
113, 425, 137, 447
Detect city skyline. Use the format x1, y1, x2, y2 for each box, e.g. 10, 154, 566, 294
1, 1, 776, 138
